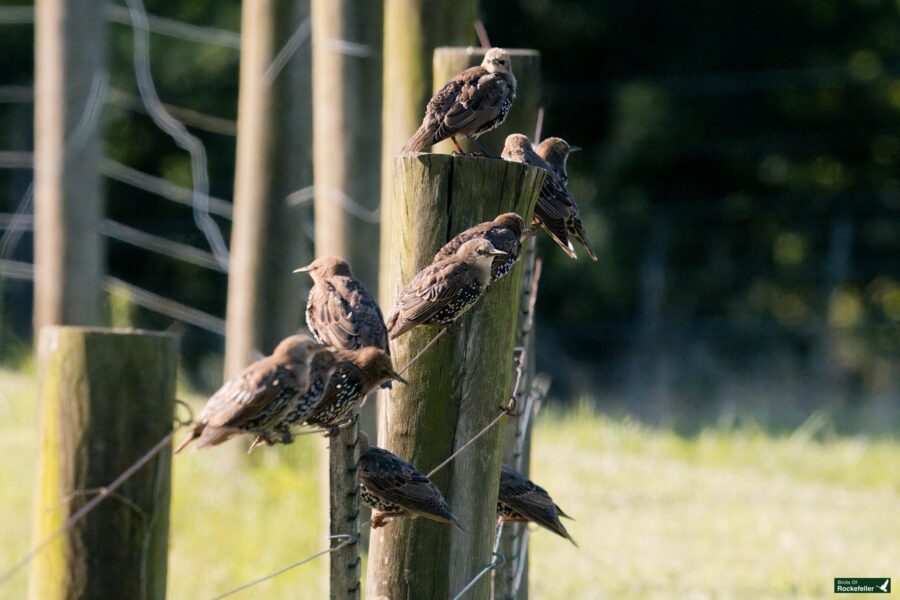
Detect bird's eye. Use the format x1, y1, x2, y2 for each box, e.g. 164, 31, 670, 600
499, 60, 506, 65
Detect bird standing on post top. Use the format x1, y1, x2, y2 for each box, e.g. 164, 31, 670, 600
303, 347, 406, 434
497, 463, 577, 546
402, 48, 516, 154
386, 238, 508, 339
433, 213, 528, 283
502, 133, 597, 261
174, 335, 322, 453
357, 431, 463, 529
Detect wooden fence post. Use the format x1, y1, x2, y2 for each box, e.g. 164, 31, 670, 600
378, 0, 477, 305
328, 413, 361, 600
33, 0, 106, 334
28, 327, 177, 600
225, 0, 312, 378
431, 48, 541, 156
367, 155, 545, 599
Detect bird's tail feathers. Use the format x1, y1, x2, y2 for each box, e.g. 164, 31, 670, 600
401, 125, 434, 153
174, 425, 202, 454
571, 223, 598, 261
540, 223, 577, 259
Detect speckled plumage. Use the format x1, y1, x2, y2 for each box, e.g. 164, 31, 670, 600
434, 213, 526, 282
358, 432, 462, 529
386, 238, 507, 339
497, 464, 576, 546
402, 48, 517, 153
295, 256, 389, 354
502, 134, 597, 261
174, 335, 320, 453
303, 347, 404, 428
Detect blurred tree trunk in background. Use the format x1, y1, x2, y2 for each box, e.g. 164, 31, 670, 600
377, 0, 476, 310
33, 0, 105, 335
225, 0, 312, 378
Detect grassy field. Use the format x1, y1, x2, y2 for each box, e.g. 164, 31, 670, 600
1, 367, 898, 599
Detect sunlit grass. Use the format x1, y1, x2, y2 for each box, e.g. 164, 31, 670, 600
1, 370, 898, 599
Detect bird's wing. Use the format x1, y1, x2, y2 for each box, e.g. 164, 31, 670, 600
499, 466, 574, 542
433, 223, 489, 262
396, 261, 469, 323
435, 70, 505, 139
200, 362, 297, 429
310, 280, 387, 351
361, 449, 452, 519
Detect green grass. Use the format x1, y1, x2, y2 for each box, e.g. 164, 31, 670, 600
1, 369, 898, 598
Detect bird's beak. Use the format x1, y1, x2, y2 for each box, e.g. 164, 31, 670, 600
489, 249, 508, 257
293, 264, 314, 273
569, 145, 582, 153
388, 370, 408, 385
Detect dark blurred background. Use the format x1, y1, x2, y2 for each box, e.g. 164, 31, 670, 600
2, 0, 899, 430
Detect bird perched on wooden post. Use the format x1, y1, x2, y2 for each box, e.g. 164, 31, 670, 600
386, 238, 508, 339
497, 464, 577, 546
433, 213, 528, 283
502, 133, 597, 261
303, 347, 406, 434
535, 136, 579, 186
174, 335, 321, 453
358, 431, 462, 529
402, 48, 517, 154
294, 256, 389, 353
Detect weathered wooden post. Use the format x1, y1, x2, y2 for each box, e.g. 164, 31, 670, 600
432, 48, 541, 156
367, 155, 545, 599
28, 327, 177, 600
378, 0, 477, 308
33, 0, 106, 334
327, 414, 361, 600
225, 0, 312, 378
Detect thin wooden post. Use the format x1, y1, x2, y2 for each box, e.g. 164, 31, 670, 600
378, 0, 476, 308
311, 0, 383, 476
225, 0, 312, 378
28, 327, 177, 600
328, 412, 361, 600
494, 239, 539, 600
33, 0, 106, 334
432, 48, 541, 156
367, 155, 545, 599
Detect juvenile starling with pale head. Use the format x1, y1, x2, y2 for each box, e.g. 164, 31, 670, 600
402, 48, 516, 154
303, 347, 406, 431
536, 136, 579, 185
497, 464, 577, 546
174, 335, 321, 453
433, 213, 528, 282
358, 431, 463, 530
294, 256, 389, 353
386, 238, 508, 339
502, 134, 597, 261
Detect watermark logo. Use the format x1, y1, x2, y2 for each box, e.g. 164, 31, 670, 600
835, 578, 891, 593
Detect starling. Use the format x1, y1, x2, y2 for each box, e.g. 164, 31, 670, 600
303, 347, 406, 430
386, 238, 508, 339
433, 213, 527, 283
358, 431, 462, 529
502, 134, 597, 261
294, 256, 389, 353
535, 136, 578, 186
497, 464, 577, 546
174, 335, 320, 453
402, 48, 517, 154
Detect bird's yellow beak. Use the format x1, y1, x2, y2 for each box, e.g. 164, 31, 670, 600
293, 264, 314, 273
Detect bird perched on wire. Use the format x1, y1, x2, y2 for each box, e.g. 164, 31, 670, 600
497, 464, 576, 546
174, 335, 321, 453
502, 133, 597, 261
294, 256, 389, 354
251, 347, 338, 449
433, 213, 528, 283
535, 136, 579, 186
386, 238, 508, 339
402, 48, 516, 154
358, 431, 462, 529
303, 347, 406, 434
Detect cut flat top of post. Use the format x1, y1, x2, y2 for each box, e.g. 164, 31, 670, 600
434, 47, 540, 58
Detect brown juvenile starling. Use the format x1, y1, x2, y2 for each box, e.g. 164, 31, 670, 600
402, 48, 517, 154
174, 335, 320, 453
386, 238, 508, 339
497, 464, 577, 546
303, 347, 406, 431
358, 431, 462, 529
294, 256, 389, 353
433, 213, 527, 282
502, 134, 597, 261
536, 136, 578, 185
